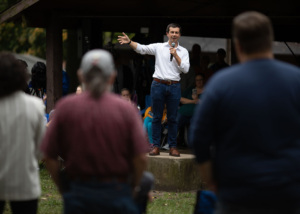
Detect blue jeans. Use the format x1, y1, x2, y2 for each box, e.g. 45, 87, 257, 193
63, 180, 138, 214
151, 80, 181, 148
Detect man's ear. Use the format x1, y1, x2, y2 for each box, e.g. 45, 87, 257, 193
234, 39, 243, 62
77, 69, 84, 84
108, 71, 117, 85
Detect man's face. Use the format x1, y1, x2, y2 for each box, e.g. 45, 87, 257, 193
121, 90, 131, 101
166, 27, 181, 43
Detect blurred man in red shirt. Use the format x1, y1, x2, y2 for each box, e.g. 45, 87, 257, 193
41, 49, 148, 214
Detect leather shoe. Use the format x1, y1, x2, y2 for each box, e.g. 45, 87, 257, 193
169, 147, 180, 157
149, 147, 160, 156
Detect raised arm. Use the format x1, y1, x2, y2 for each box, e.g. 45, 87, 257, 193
180, 97, 198, 105
117, 32, 138, 50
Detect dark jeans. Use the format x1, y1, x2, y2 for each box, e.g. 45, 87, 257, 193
0, 199, 38, 214
214, 201, 300, 214
136, 171, 154, 214
177, 112, 192, 146
177, 112, 191, 129
151, 80, 181, 148
63, 180, 138, 214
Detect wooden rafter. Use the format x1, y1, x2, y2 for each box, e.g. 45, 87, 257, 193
0, 0, 39, 24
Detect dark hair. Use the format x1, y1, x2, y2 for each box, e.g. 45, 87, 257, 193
196, 73, 205, 79
0, 52, 28, 98
166, 23, 182, 34
192, 44, 201, 53
232, 11, 273, 54
31, 61, 46, 90
121, 88, 131, 94
217, 48, 226, 57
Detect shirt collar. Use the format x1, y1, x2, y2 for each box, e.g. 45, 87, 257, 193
164, 41, 181, 50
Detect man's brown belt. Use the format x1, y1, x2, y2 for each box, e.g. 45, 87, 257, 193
154, 78, 179, 85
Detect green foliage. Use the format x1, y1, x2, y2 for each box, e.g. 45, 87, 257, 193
27, 28, 47, 58
0, 22, 46, 58
0, 0, 9, 12
103, 31, 135, 46
0, 22, 69, 60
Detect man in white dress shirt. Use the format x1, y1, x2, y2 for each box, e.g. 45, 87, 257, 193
0, 52, 45, 214
118, 23, 190, 156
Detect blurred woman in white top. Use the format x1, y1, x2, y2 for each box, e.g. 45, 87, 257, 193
0, 52, 45, 214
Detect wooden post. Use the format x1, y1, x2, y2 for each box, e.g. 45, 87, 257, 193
66, 29, 81, 93
46, 15, 62, 113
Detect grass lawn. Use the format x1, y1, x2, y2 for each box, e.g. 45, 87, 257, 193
148, 191, 196, 214
3, 167, 197, 214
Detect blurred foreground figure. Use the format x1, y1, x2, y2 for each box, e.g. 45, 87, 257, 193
0, 52, 45, 214
41, 49, 148, 214
190, 11, 300, 214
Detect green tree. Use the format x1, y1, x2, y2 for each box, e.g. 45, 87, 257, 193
0, 21, 46, 58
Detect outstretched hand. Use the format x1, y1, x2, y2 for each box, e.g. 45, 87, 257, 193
117, 32, 130, 45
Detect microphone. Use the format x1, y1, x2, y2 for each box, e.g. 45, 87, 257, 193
170, 42, 175, 61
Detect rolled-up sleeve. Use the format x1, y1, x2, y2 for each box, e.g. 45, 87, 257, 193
178, 49, 190, 73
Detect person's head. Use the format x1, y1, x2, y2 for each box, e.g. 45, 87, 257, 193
31, 61, 46, 89
232, 11, 274, 59
121, 88, 131, 101
195, 73, 205, 88
77, 49, 116, 98
76, 85, 82, 94
17, 59, 28, 72
17, 59, 31, 94
0, 52, 28, 98
166, 23, 181, 44
217, 48, 226, 61
192, 44, 201, 56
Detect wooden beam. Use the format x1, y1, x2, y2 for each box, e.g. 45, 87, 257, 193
0, 0, 39, 24
46, 15, 62, 113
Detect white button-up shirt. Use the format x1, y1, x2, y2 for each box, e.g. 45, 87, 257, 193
135, 42, 190, 81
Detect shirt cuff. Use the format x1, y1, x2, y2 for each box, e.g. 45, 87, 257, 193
135, 43, 142, 52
